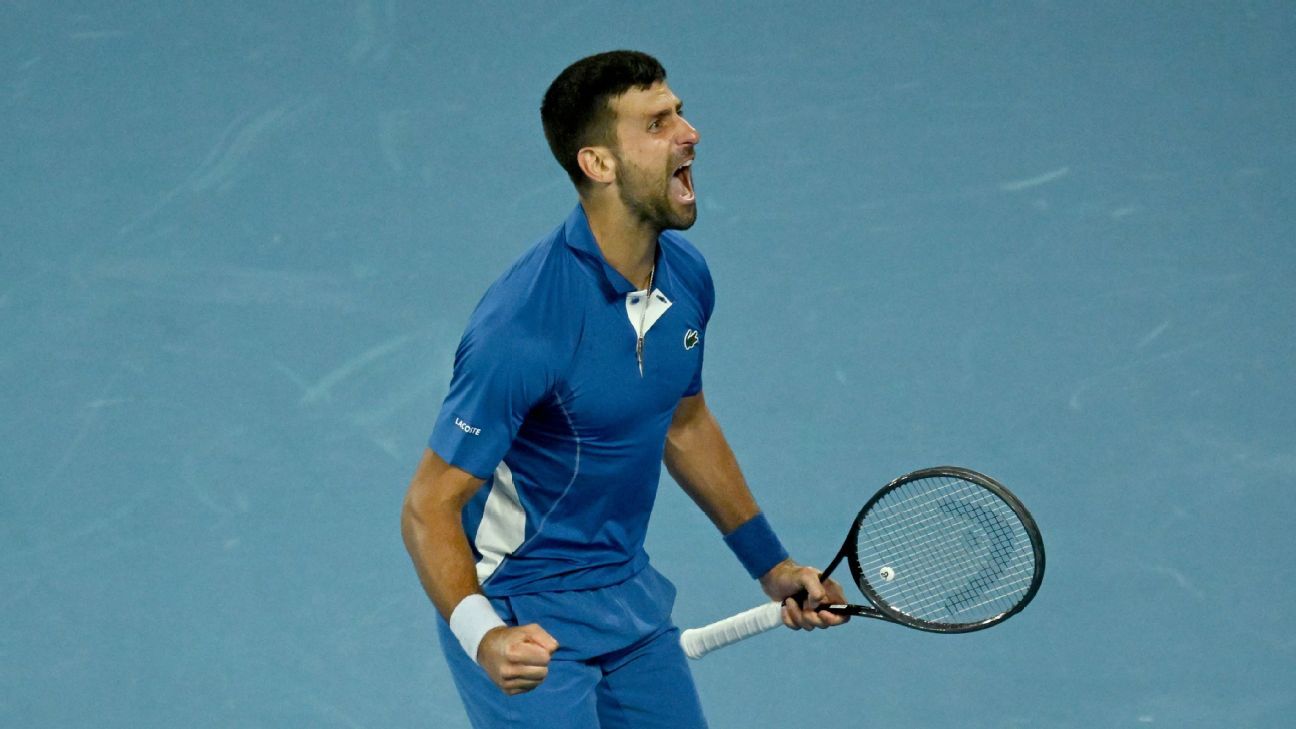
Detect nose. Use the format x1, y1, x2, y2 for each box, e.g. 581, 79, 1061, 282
679, 116, 700, 146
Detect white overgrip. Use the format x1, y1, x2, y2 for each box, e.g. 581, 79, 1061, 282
679, 601, 784, 660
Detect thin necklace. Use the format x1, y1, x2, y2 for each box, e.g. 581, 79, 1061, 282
636, 264, 655, 377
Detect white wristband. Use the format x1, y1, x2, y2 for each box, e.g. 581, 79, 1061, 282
449, 594, 506, 665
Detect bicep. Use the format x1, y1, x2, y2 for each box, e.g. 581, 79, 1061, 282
668, 391, 707, 433
405, 448, 486, 513
665, 391, 713, 471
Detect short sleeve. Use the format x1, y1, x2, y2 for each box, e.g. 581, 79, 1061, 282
429, 323, 552, 479
682, 261, 715, 398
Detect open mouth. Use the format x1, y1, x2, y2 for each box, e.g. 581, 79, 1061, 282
670, 159, 695, 204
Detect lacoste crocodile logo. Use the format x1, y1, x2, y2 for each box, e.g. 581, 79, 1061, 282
683, 329, 700, 350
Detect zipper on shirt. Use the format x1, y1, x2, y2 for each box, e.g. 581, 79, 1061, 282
635, 265, 654, 377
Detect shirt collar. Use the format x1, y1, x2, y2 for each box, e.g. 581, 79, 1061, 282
562, 203, 658, 298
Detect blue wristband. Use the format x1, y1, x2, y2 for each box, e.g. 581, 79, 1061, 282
723, 512, 789, 579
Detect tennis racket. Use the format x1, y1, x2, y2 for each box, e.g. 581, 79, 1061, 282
680, 466, 1044, 659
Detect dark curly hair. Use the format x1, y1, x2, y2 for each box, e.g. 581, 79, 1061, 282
541, 50, 667, 189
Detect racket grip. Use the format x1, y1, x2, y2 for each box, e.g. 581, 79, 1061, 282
679, 601, 784, 660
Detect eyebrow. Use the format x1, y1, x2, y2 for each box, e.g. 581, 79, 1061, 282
647, 100, 684, 121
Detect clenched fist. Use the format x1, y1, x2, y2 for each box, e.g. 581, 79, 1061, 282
477, 623, 560, 695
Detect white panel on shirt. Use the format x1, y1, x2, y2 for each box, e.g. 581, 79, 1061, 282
474, 461, 526, 584
625, 288, 672, 337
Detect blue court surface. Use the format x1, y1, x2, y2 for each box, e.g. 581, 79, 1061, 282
3, 3, 1293, 727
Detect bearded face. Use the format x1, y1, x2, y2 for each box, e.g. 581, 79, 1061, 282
603, 82, 699, 233
613, 147, 696, 232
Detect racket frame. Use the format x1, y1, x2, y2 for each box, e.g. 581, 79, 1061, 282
832, 465, 1046, 633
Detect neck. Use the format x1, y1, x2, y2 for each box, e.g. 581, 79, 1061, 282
580, 196, 658, 290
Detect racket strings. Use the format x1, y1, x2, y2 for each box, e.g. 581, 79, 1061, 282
938, 496, 1017, 611
855, 475, 1037, 626
874, 489, 1032, 619
863, 508, 1028, 620
867, 506, 1017, 617
868, 481, 1033, 620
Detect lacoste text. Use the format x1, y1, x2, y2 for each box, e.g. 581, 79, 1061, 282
455, 418, 482, 436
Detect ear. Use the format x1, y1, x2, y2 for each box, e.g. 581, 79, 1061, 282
576, 146, 616, 186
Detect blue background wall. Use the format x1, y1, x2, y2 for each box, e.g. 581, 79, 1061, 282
3, 2, 1293, 727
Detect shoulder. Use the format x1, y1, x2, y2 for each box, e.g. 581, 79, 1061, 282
659, 230, 715, 311
659, 230, 710, 278
462, 228, 583, 365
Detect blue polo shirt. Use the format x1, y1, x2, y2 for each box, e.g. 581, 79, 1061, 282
429, 204, 714, 596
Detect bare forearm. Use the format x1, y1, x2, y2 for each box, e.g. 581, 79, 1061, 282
663, 395, 760, 533
664, 397, 850, 631
401, 499, 482, 619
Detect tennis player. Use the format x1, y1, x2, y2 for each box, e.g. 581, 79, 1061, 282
401, 50, 847, 729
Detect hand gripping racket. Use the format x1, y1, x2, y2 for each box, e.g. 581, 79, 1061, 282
680, 466, 1045, 659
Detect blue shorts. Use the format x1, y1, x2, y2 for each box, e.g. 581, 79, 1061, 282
437, 565, 708, 729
